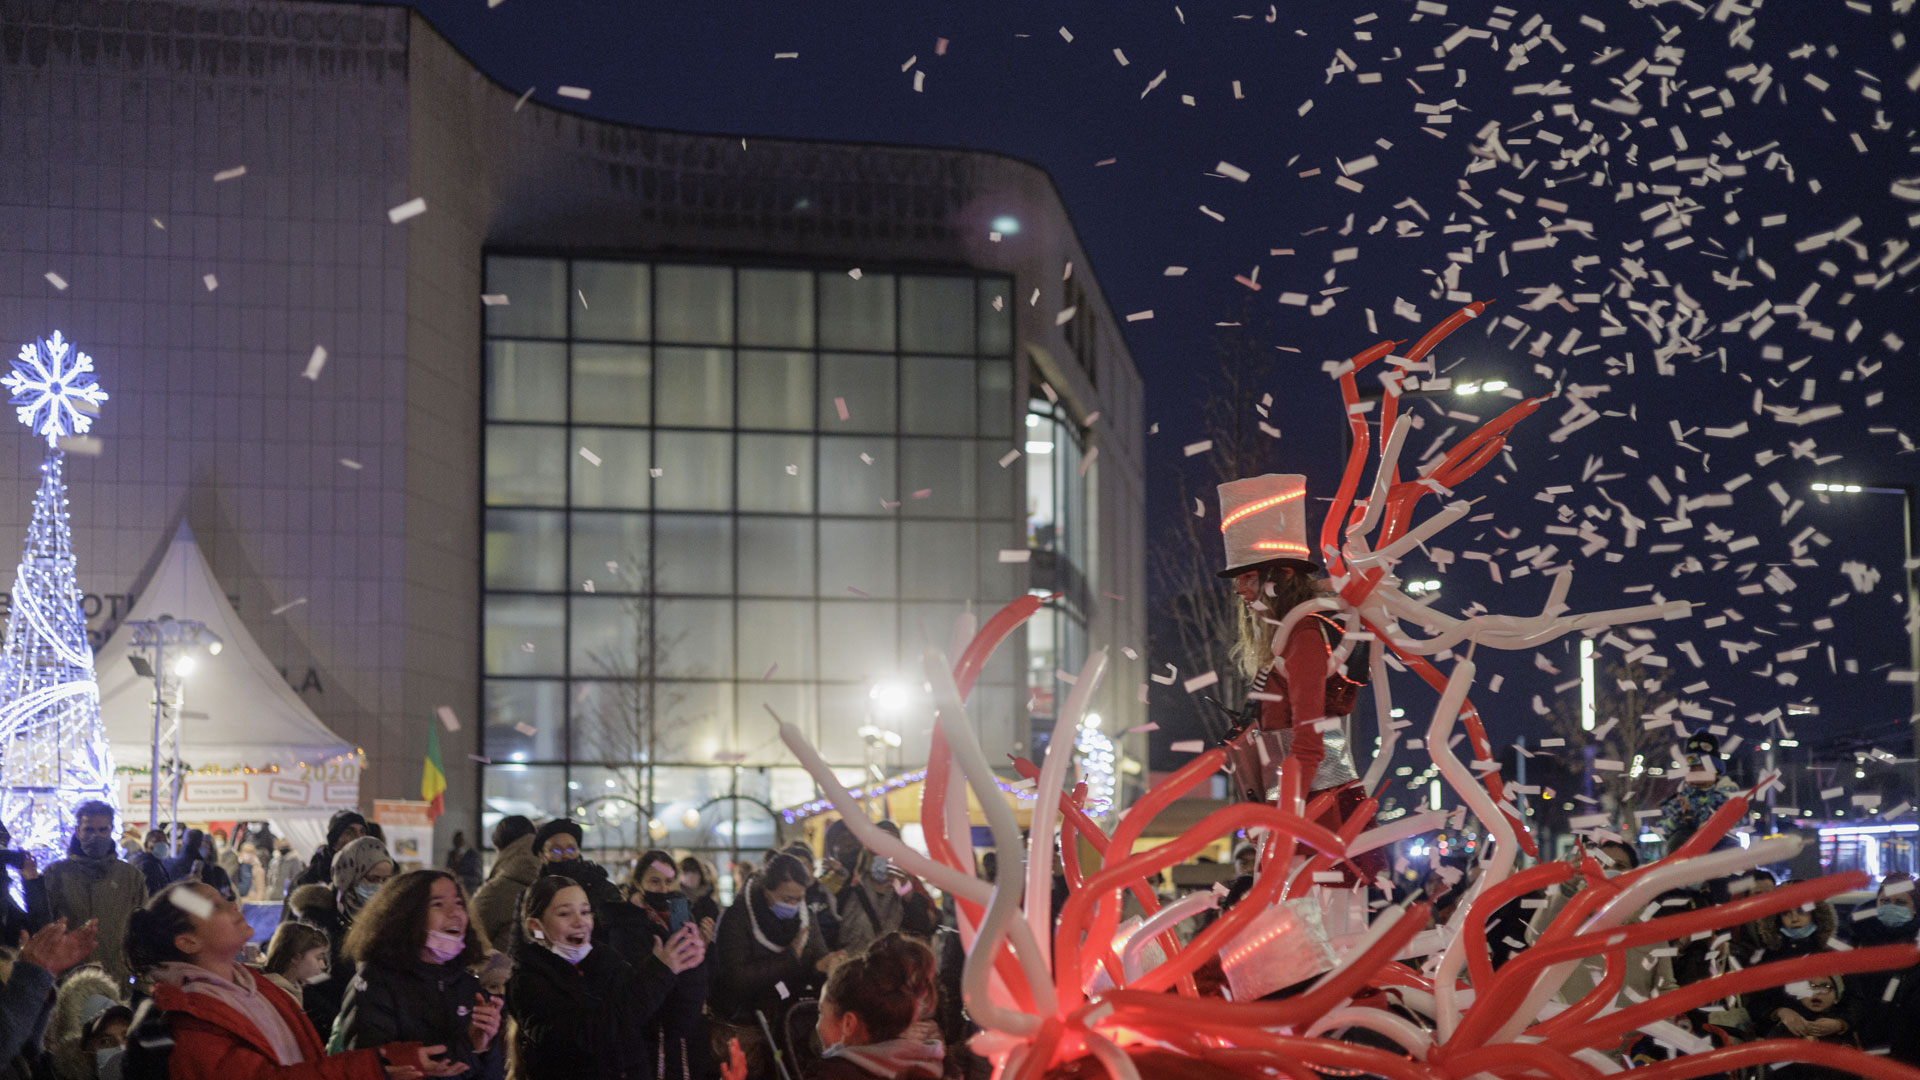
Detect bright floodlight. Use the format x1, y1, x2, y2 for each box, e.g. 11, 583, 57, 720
991, 215, 1021, 235
175, 655, 197, 677
869, 680, 913, 716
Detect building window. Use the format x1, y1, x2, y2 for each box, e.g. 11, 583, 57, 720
480, 256, 1019, 866
1024, 397, 1095, 750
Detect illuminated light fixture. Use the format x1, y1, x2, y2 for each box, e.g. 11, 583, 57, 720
1456, 383, 1479, 396
1429, 778, 1442, 810
1811, 482, 1864, 493
869, 680, 913, 717
1779, 739, 1800, 747
1579, 637, 1597, 732
1250, 540, 1310, 555
1219, 487, 1306, 532
1025, 440, 1055, 454
175, 655, 197, 677
1819, 823, 1919, 837
1389, 707, 1406, 718
680, 807, 701, 829
1482, 380, 1509, 392
991, 215, 1021, 236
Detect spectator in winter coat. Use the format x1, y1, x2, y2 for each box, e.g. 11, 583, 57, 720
127, 829, 174, 897
619, 852, 715, 1079
267, 840, 305, 903
677, 857, 722, 931
294, 811, 369, 892
236, 842, 269, 902
808, 933, 944, 1080
299, 838, 395, 1042
827, 822, 936, 956
42, 801, 148, 984
1841, 872, 1918, 1060
527, 820, 623, 913
1740, 898, 1841, 1030
259, 921, 332, 1010
336, 870, 502, 1079
1525, 839, 1675, 1009
169, 829, 235, 900
0, 822, 49, 945
468, 817, 538, 952
445, 835, 481, 897
42, 964, 126, 1080
507, 876, 703, 1080
0, 918, 100, 1077
128, 882, 444, 1080
1758, 973, 1860, 1080
709, 853, 840, 1079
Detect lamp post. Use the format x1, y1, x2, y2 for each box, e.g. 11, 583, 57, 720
122, 616, 221, 831
1809, 482, 1920, 812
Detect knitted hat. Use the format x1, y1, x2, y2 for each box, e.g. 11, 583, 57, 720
324, 809, 367, 850
1217, 474, 1318, 578
532, 818, 584, 854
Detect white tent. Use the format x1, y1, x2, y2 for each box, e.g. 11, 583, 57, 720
96, 522, 359, 830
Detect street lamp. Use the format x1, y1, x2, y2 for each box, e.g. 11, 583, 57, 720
122, 616, 223, 832
1809, 481, 1920, 808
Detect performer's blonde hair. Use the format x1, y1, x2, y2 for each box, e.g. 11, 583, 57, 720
1231, 566, 1323, 680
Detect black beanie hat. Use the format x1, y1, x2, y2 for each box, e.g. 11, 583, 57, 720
532, 818, 583, 854
1684, 731, 1720, 758
326, 810, 368, 849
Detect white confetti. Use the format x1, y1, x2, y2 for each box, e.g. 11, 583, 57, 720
302, 346, 328, 381
386, 197, 427, 224
213, 165, 247, 182
44, 272, 67, 291
436, 706, 461, 732
557, 85, 592, 99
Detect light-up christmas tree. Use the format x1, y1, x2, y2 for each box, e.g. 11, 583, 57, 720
0, 331, 111, 866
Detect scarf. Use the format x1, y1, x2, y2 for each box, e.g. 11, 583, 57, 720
150, 962, 305, 1066
747, 879, 810, 956
822, 1036, 945, 1079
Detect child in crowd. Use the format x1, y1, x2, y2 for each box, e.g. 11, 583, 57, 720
507, 876, 703, 1079
126, 881, 448, 1079
811, 933, 944, 1080
1758, 974, 1858, 1080
335, 871, 503, 1079
260, 921, 332, 1008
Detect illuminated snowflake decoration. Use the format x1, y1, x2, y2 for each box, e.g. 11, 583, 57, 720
5, 331, 108, 448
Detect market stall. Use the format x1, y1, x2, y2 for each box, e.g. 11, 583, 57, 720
96, 522, 361, 858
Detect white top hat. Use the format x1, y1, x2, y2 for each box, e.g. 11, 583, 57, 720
1217, 473, 1318, 578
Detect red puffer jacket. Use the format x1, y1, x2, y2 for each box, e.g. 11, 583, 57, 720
153, 975, 388, 1080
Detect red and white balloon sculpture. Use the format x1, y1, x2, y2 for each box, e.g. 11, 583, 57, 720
779, 303, 1920, 1080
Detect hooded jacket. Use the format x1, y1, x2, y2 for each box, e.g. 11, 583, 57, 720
470, 834, 541, 951
44, 966, 122, 1080
152, 972, 387, 1080
42, 838, 149, 983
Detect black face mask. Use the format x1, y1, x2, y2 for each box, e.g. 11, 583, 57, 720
642, 890, 674, 912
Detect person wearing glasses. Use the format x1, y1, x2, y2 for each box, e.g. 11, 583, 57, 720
1756, 974, 1858, 1080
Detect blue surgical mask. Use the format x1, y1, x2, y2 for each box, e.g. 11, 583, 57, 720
769, 900, 802, 919
94, 1047, 123, 1071
355, 882, 381, 903
1878, 904, 1914, 927
1781, 922, 1817, 940
869, 855, 889, 879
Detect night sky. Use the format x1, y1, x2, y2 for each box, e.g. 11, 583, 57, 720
392, 0, 1920, 789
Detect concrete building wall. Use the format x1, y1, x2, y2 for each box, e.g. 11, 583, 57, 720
0, 0, 1147, 843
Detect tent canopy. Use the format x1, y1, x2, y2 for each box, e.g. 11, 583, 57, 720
97, 524, 356, 812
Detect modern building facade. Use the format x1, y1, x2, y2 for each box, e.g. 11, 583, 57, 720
0, 0, 1145, 859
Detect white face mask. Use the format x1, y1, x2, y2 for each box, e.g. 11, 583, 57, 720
548, 938, 592, 964
304, 969, 331, 985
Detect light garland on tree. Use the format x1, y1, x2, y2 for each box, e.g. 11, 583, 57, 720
0, 332, 112, 867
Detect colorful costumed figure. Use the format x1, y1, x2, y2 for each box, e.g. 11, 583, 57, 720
1217, 474, 1383, 878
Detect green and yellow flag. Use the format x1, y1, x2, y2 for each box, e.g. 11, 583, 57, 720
422, 717, 447, 821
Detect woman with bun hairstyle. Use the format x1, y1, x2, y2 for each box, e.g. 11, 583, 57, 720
506, 875, 703, 1079
809, 933, 943, 1080
126, 881, 454, 1079
334, 871, 502, 1079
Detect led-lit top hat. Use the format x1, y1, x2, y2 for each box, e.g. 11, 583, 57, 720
1217, 473, 1319, 578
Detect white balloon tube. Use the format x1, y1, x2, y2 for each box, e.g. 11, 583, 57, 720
924, 651, 1059, 1031
1082, 1028, 1142, 1080
1358, 639, 1399, 797
1345, 414, 1412, 542
1027, 648, 1108, 977
1420, 657, 1519, 1043
1484, 836, 1802, 1046
1344, 500, 1472, 571
1350, 811, 1449, 858
1119, 888, 1218, 980
1302, 1006, 1433, 1059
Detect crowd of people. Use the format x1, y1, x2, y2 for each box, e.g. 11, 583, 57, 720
0, 797, 1914, 1080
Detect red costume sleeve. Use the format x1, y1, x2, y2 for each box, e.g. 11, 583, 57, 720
1279, 619, 1330, 785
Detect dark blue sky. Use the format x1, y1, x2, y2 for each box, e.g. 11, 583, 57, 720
395, 0, 1920, 773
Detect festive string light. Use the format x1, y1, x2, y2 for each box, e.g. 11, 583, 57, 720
0, 332, 112, 867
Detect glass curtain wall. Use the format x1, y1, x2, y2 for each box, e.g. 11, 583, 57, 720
481, 256, 1020, 872
1024, 398, 1094, 752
